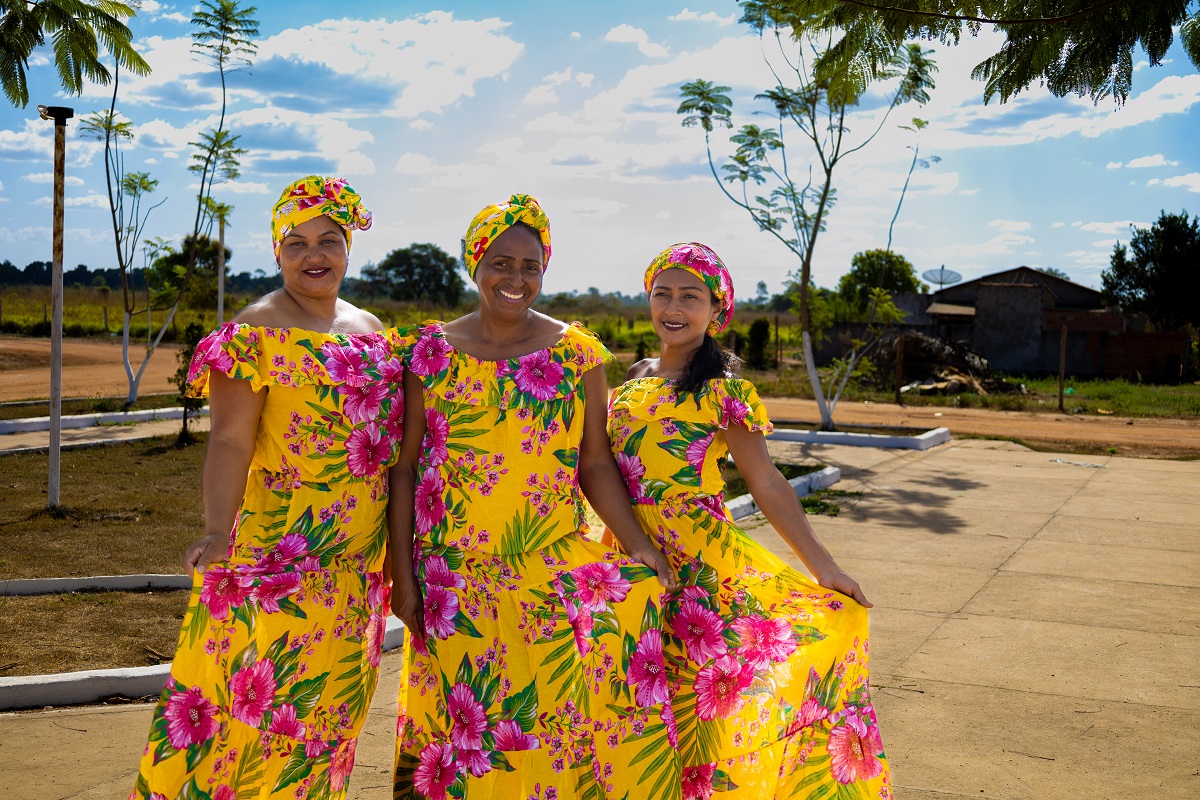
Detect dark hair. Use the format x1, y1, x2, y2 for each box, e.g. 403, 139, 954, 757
676, 333, 742, 394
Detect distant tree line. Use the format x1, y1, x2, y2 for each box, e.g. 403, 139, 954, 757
0, 257, 281, 296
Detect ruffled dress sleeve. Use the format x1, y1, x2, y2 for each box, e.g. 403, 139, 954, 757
185, 323, 266, 396
711, 378, 774, 434
562, 322, 616, 373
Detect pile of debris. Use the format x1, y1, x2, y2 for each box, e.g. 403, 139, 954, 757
870, 331, 1026, 395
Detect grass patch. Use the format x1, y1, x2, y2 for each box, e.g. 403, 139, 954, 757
0, 434, 206, 580
0, 588, 189, 677
0, 393, 186, 421
721, 460, 819, 500
743, 366, 1200, 418
801, 489, 863, 517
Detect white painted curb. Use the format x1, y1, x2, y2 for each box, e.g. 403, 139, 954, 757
0, 406, 209, 435
767, 426, 951, 450
0, 593, 406, 711
726, 465, 841, 521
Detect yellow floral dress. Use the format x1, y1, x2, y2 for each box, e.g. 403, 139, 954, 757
391, 321, 679, 800
130, 324, 404, 800
607, 378, 890, 800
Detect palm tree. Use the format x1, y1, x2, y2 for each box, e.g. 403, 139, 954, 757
0, 0, 150, 108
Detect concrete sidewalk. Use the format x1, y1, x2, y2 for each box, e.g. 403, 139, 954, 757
1, 439, 1197, 799
0, 416, 210, 454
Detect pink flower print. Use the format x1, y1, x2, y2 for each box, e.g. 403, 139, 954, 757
627, 629, 668, 708
456, 748, 492, 778
424, 555, 466, 589
346, 423, 389, 477
512, 349, 565, 401
367, 570, 388, 609
378, 354, 405, 384
163, 685, 219, 749
672, 600, 728, 664
321, 342, 370, 387
229, 658, 277, 727
269, 702, 305, 739
615, 452, 646, 501
694, 655, 754, 721
569, 562, 632, 613
423, 585, 459, 640
188, 330, 235, 382
199, 567, 249, 621
258, 532, 308, 569
447, 683, 488, 750
414, 742, 457, 799
424, 407, 450, 467
720, 395, 750, 428
340, 381, 389, 424
212, 787, 235, 800
795, 696, 831, 729
682, 763, 717, 800
366, 611, 385, 668
492, 719, 540, 751
409, 332, 453, 377
732, 615, 797, 669
329, 738, 357, 791
685, 433, 714, 470
673, 243, 721, 273
251, 572, 302, 613
383, 394, 405, 442
414, 468, 447, 536
828, 711, 885, 784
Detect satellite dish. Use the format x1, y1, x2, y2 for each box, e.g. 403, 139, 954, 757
922, 266, 962, 291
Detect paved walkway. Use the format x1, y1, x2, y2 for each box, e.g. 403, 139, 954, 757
1, 439, 1197, 799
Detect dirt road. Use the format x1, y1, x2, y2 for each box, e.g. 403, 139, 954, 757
763, 397, 1200, 459
3, 336, 1197, 458
0, 336, 181, 402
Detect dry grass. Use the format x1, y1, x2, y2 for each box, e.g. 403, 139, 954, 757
0, 589, 189, 677
0, 435, 206, 580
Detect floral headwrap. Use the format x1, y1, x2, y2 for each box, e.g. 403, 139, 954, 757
463, 193, 552, 279
644, 242, 735, 334
271, 176, 372, 261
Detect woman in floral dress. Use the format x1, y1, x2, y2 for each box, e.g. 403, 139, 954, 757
130, 176, 401, 800
605, 243, 890, 800
388, 195, 681, 800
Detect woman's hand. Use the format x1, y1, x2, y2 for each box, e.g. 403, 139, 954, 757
627, 542, 679, 592
815, 567, 872, 608
391, 579, 424, 634
182, 533, 230, 574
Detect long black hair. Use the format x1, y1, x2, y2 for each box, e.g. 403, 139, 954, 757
676, 332, 741, 394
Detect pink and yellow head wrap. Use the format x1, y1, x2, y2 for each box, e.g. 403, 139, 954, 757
271, 176, 372, 261
463, 193, 552, 279
644, 242, 736, 334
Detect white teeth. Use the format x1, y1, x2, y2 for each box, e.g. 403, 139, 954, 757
499, 290, 525, 300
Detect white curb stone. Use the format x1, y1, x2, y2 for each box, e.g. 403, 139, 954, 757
0, 574, 192, 596
726, 465, 841, 521
0, 406, 209, 435
0, 586, 406, 711
766, 425, 951, 450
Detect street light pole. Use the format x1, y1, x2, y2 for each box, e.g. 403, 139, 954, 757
39, 104, 74, 509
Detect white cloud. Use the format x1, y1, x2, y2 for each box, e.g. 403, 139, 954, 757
258, 13, 524, 118
1158, 172, 1200, 192
32, 193, 109, 208
23, 172, 85, 186
959, 188, 979, 195
605, 24, 670, 58
987, 219, 1031, 232
525, 84, 560, 105
1125, 154, 1179, 168
409, 120, 433, 130
570, 31, 582, 39
394, 153, 440, 175
1106, 161, 1122, 169
575, 72, 595, 88
555, 197, 625, 219
1052, 222, 1066, 228
0, 225, 51, 242
217, 181, 270, 194
669, 8, 736, 25
160, 12, 188, 23
1078, 220, 1141, 234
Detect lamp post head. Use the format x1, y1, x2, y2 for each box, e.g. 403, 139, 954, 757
36, 105, 74, 126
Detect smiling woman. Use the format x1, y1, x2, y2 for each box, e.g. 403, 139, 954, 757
127, 176, 403, 800
386, 194, 682, 799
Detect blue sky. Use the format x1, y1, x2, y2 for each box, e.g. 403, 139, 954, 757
1, 1, 1198, 298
